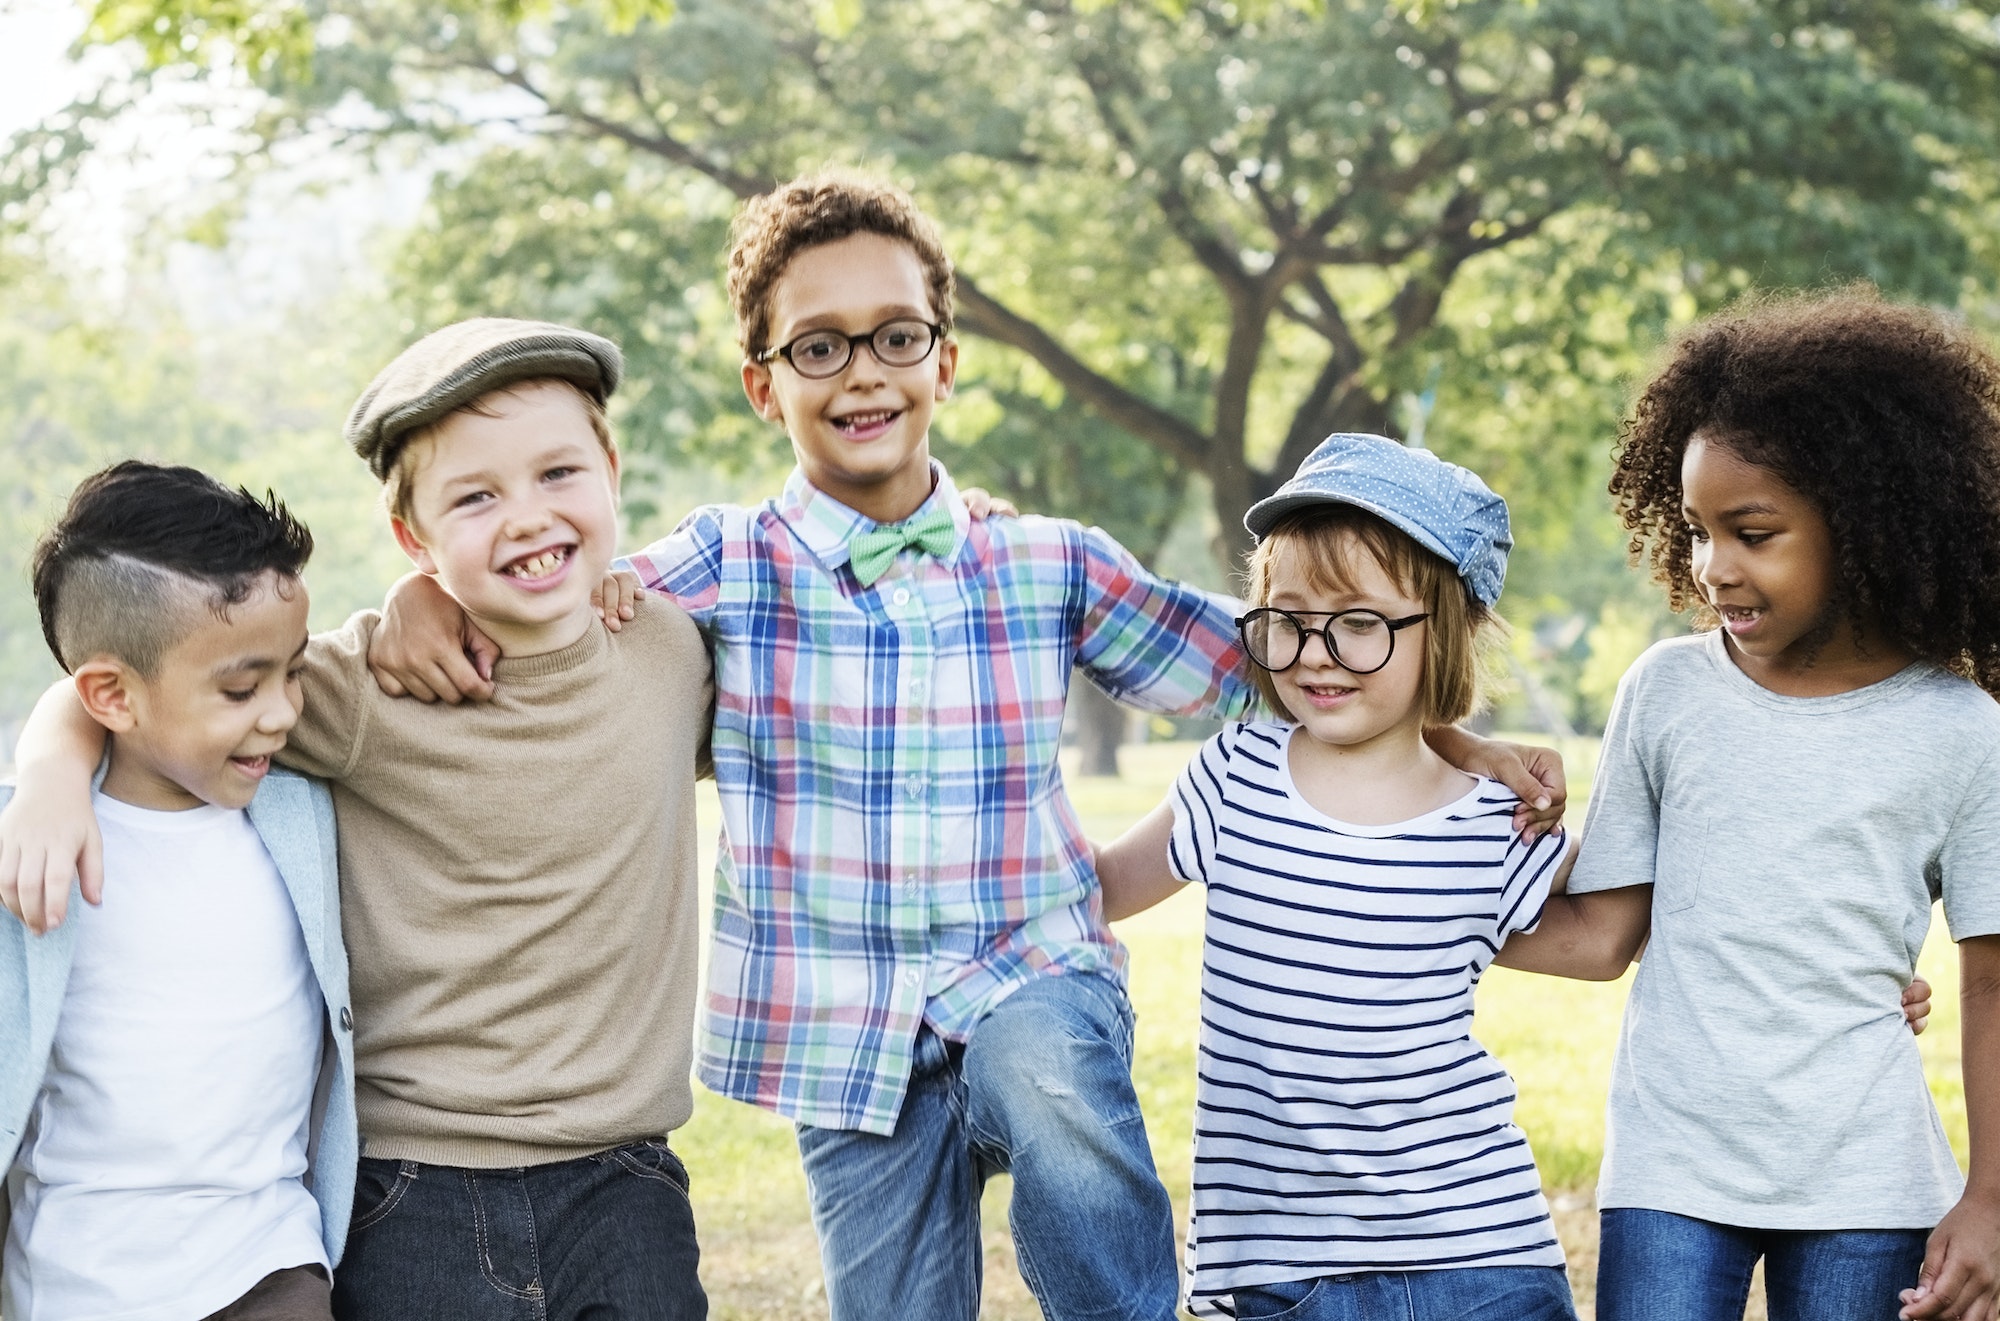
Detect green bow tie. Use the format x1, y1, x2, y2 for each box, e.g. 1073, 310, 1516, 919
848, 507, 958, 587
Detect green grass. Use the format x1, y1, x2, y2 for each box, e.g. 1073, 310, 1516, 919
676, 738, 1969, 1320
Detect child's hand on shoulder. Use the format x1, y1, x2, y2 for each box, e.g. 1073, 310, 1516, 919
961, 488, 1018, 520
593, 569, 644, 631
369, 572, 498, 704
0, 779, 104, 935
1424, 727, 1567, 837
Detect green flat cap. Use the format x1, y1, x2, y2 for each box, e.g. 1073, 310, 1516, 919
345, 317, 624, 478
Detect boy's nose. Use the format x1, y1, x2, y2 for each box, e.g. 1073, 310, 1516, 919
841, 342, 891, 387
259, 695, 302, 735
502, 501, 555, 538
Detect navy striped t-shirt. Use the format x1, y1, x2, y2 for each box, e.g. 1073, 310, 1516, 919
1168, 721, 1568, 1314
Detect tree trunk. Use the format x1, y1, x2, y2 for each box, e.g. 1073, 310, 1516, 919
1071, 679, 1130, 777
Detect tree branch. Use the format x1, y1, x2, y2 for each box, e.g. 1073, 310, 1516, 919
955, 274, 1212, 471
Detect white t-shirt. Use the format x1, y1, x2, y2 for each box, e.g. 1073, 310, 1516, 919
1568, 632, 2000, 1228
1168, 722, 1568, 1315
4, 793, 328, 1321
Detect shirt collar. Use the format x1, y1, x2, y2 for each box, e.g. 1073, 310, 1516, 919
779, 462, 971, 572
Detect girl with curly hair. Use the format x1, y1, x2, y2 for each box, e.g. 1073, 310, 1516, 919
1566, 288, 2000, 1321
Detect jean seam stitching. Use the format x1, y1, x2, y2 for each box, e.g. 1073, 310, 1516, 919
611, 1145, 694, 1203
348, 1161, 416, 1234
468, 1170, 544, 1304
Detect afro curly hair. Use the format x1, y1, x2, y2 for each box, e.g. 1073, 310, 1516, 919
1609, 286, 2000, 694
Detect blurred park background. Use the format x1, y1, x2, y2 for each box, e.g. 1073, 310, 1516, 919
2, 0, 1997, 1314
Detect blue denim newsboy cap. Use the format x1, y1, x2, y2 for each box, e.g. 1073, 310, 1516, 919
1243, 432, 1513, 607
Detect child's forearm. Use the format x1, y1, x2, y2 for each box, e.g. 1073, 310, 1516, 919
0, 680, 109, 932
1095, 801, 1187, 922
1961, 936, 2000, 1201
1493, 884, 1651, 981
15, 678, 107, 780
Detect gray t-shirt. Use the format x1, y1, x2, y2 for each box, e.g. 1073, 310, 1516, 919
1570, 631, 2000, 1228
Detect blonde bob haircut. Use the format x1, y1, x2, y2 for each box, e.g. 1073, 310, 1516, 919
1244, 504, 1494, 729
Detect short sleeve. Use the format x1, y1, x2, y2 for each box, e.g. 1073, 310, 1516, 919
620, 507, 727, 631
1074, 524, 1257, 722
1496, 824, 1568, 941
279, 612, 377, 782
1167, 729, 1238, 887
1939, 745, 2000, 941
1566, 658, 1662, 896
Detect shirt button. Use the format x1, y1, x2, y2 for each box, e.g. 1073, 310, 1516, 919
909, 679, 926, 698
901, 969, 921, 988
339, 1006, 353, 1032
892, 588, 911, 606
905, 775, 924, 799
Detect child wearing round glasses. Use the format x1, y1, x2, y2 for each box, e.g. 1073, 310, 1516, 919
1096, 432, 1597, 1319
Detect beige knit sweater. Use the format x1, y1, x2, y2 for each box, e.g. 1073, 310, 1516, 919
282, 601, 712, 1167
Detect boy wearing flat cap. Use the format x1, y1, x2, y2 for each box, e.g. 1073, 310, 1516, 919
1, 319, 714, 1319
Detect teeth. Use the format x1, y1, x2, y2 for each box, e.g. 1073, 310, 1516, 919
507, 549, 565, 578
839, 411, 894, 428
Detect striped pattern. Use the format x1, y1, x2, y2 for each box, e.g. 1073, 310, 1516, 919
623, 465, 1256, 1135
1169, 722, 1567, 1313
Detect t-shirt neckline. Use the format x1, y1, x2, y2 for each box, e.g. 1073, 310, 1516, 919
1275, 722, 1493, 836
1701, 628, 1932, 714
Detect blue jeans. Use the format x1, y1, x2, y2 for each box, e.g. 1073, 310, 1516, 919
1232, 1267, 1576, 1320
795, 972, 1179, 1321
330, 1141, 705, 1320
1596, 1208, 1929, 1321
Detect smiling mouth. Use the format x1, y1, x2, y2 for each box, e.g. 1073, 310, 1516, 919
502, 545, 574, 581
1716, 604, 1765, 632
832, 409, 901, 438
1296, 681, 1359, 703
230, 754, 272, 777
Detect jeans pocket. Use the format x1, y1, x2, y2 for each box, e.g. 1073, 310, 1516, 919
1233, 1276, 1327, 1320
348, 1158, 418, 1234
605, 1140, 693, 1198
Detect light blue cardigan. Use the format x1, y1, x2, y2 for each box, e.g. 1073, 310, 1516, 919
0, 769, 358, 1267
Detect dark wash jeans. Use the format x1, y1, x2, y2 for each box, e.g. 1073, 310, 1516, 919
331, 1141, 705, 1321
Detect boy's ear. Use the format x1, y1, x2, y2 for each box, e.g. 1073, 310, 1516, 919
741, 359, 785, 423
71, 661, 139, 734
934, 337, 959, 403
390, 516, 440, 575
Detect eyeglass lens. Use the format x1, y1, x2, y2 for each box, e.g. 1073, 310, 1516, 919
787, 319, 937, 379
1241, 609, 1399, 675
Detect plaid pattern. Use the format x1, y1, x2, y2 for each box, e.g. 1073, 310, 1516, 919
623, 465, 1256, 1134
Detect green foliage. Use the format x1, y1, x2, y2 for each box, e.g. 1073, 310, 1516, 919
22, 0, 2000, 728
0, 268, 414, 731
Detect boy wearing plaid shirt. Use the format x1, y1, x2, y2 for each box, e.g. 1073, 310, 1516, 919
371, 175, 1562, 1319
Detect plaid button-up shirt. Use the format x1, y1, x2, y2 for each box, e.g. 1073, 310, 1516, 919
624, 465, 1255, 1134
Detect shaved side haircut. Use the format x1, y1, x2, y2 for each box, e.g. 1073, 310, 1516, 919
32, 461, 314, 676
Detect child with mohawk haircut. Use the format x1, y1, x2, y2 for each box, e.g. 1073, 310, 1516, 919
2, 462, 354, 1321
365, 174, 1566, 1318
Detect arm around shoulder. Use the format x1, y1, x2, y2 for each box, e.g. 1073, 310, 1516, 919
1492, 840, 1652, 981
1095, 800, 1188, 922
0, 679, 109, 933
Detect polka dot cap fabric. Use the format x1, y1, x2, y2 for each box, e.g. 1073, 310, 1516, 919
1243, 432, 1513, 607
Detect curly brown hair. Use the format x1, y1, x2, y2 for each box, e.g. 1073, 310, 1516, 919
726, 173, 955, 355
1610, 286, 2000, 693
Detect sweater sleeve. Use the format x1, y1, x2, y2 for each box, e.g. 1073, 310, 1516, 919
279, 612, 377, 783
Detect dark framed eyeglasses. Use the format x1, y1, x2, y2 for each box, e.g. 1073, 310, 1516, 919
755, 318, 943, 380
1236, 607, 1430, 676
